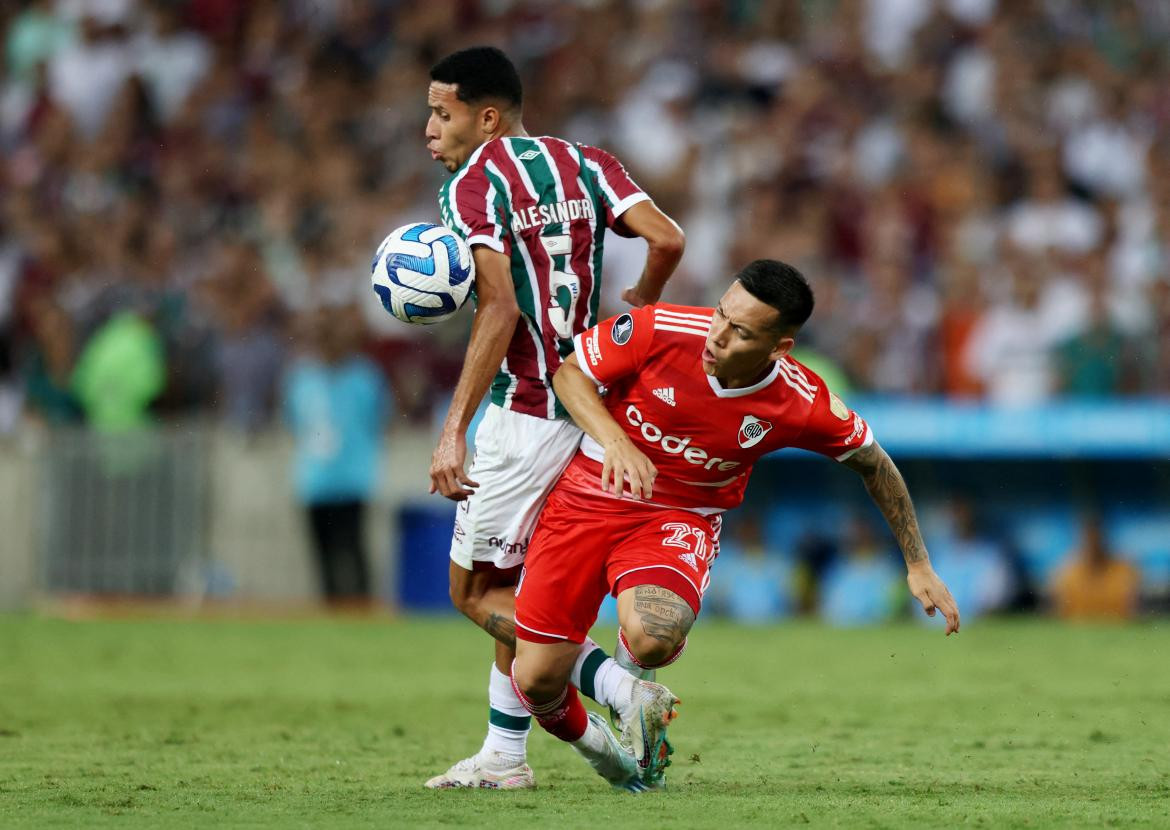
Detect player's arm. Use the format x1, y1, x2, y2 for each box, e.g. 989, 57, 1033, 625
552, 353, 657, 500
841, 440, 960, 635
612, 200, 685, 308
430, 246, 519, 501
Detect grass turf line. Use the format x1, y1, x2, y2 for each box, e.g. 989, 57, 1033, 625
0, 615, 1168, 828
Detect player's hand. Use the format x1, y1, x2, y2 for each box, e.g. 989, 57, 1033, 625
429, 429, 479, 501
601, 435, 657, 500
906, 561, 960, 635
622, 282, 661, 308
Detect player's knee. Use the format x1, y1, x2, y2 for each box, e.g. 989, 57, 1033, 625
623, 628, 685, 668
511, 659, 565, 704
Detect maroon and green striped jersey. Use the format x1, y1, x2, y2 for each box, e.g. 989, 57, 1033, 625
437, 135, 648, 419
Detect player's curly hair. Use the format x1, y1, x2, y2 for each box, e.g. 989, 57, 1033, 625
735, 259, 814, 332
430, 47, 523, 111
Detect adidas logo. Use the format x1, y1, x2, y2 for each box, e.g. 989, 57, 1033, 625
678, 552, 698, 571
517, 149, 541, 161
652, 387, 676, 407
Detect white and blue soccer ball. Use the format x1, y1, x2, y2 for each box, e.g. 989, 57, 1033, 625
370, 222, 475, 325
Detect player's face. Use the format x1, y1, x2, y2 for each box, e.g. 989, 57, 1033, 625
702, 282, 795, 385
426, 82, 483, 172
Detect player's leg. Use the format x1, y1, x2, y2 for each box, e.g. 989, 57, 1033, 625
447, 560, 521, 647
511, 638, 645, 791
604, 513, 717, 778
425, 406, 582, 790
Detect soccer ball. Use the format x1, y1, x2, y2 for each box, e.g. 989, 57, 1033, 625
370, 222, 475, 325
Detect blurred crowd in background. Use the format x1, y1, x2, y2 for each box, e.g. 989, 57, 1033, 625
1, 0, 1168, 616
1, 0, 1169, 437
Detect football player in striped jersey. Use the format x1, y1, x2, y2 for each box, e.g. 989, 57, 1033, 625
508, 260, 960, 785
421, 46, 686, 790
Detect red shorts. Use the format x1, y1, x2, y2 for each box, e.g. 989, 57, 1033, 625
514, 480, 720, 644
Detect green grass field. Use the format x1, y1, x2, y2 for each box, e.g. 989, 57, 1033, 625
1, 614, 1168, 828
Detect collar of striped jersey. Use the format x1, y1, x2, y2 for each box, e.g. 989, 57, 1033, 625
706, 361, 781, 398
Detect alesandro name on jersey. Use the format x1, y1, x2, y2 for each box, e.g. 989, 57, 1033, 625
509, 197, 597, 233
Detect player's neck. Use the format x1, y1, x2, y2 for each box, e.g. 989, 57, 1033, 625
488, 121, 528, 142
717, 360, 775, 390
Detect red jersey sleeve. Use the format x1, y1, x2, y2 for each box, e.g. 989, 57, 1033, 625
572, 305, 655, 387
791, 374, 874, 462
448, 163, 512, 256
578, 145, 650, 228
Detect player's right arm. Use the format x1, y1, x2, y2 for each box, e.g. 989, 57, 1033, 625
554, 306, 659, 499
553, 353, 657, 500
430, 246, 519, 500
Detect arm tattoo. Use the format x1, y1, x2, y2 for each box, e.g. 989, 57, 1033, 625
843, 443, 928, 565
482, 612, 516, 648
632, 585, 695, 644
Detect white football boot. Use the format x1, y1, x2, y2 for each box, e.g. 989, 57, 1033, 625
424, 750, 536, 790
574, 712, 650, 792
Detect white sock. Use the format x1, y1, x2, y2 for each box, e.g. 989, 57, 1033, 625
571, 715, 608, 754
572, 637, 635, 720
481, 663, 529, 762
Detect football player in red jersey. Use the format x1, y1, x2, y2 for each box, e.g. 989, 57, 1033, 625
508, 259, 960, 787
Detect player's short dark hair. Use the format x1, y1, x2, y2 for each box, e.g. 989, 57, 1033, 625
430, 47, 522, 111
734, 259, 815, 332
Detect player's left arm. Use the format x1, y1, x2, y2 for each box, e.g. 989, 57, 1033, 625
612, 200, 685, 308
552, 353, 657, 500
841, 441, 961, 635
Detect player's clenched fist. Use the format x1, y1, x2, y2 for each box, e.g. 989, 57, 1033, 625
600, 434, 657, 500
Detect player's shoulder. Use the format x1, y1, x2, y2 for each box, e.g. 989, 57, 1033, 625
775, 355, 844, 415
648, 303, 713, 336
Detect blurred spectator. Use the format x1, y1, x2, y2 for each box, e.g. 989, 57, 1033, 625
924, 499, 1013, 621
283, 306, 389, 603
1050, 515, 1140, 620
819, 518, 902, 627
70, 310, 164, 430
0, 0, 1167, 430
708, 515, 795, 624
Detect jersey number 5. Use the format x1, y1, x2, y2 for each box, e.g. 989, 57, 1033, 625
542, 234, 580, 340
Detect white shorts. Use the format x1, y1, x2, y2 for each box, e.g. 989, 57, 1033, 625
449, 404, 583, 571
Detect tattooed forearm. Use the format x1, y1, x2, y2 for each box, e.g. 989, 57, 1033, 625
843, 442, 928, 565
633, 585, 695, 644
482, 612, 517, 648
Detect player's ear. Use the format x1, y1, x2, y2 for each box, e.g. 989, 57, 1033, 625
768, 336, 795, 362
477, 104, 501, 136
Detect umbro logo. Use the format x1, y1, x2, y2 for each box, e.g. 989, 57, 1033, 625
653, 387, 676, 407
517, 149, 541, 161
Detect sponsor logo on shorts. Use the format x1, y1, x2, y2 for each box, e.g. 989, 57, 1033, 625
453, 521, 466, 543
737, 415, 773, 449
611, 313, 634, 345
678, 552, 699, 571
489, 536, 528, 556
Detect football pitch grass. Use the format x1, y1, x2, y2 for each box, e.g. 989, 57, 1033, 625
2, 615, 1168, 828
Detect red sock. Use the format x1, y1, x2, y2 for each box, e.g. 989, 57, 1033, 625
510, 676, 589, 743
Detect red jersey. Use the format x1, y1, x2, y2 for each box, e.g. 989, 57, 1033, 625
566, 303, 874, 514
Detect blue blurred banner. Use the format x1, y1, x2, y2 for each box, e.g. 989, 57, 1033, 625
776, 400, 1170, 459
